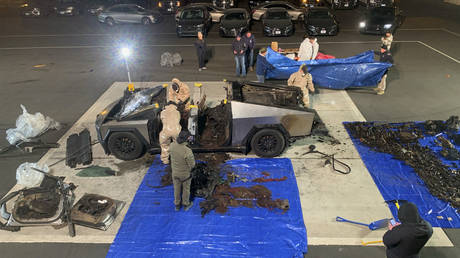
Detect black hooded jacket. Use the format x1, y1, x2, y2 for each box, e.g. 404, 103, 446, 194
383, 202, 433, 258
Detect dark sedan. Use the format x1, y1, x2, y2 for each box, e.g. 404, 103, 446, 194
359, 6, 402, 34
54, 0, 83, 16
262, 7, 294, 37
304, 7, 338, 36
176, 6, 212, 37
219, 8, 250, 37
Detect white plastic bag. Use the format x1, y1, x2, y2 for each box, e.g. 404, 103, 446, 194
16, 162, 50, 187
172, 53, 183, 66
6, 105, 61, 145
160, 52, 173, 67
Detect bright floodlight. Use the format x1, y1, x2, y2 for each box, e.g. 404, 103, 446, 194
121, 47, 131, 58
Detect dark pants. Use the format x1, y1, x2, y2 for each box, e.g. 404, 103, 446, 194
196, 50, 206, 68
246, 48, 254, 68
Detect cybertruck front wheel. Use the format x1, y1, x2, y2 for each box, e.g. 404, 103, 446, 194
107, 132, 145, 161
251, 128, 286, 157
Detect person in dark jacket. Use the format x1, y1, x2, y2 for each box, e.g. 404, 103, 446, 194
383, 202, 433, 258
170, 130, 196, 211
232, 34, 247, 77
194, 31, 207, 72
375, 45, 394, 95
243, 31, 256, 72
255, 48, 273, 83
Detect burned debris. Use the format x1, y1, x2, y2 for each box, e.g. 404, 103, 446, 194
198, 103, 231, 147
199, 184, 290, 217
344, 117, 460, 211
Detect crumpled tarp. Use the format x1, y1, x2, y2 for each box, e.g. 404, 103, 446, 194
107, 158, 307, 258
265, 48, 392, 89
345, 122, 460, 228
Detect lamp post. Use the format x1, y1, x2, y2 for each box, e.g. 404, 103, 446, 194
120, 47, 131, 83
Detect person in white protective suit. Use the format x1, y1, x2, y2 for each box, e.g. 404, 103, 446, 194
298, 36, 319, 61
169, 78, 191, 111
159, 103, 182, 164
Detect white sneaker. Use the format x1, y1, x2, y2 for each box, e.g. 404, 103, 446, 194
198, 68, 202, 72
202, 67, 207, 70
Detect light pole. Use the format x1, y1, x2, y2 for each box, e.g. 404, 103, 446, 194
120, 47, 131, 83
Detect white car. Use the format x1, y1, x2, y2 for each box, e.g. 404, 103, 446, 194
176, 3, 224, 23
252, 1, 306, 21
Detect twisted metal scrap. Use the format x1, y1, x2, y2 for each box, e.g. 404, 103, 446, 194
344, 121, 460, 212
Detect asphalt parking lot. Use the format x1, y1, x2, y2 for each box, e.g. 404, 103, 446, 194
0, 0, 459, 257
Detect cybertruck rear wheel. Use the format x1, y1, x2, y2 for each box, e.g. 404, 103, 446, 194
251, 128, 286, 157
107, 132, 145, 161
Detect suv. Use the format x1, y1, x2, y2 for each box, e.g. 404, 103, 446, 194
95, 81, 316, 160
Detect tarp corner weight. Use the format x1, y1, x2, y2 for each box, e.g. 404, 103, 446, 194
107, 157, 308, 257
265, 48, 392, 89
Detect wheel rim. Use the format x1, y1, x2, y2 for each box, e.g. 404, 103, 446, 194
143, 18, 149, 25
257, 135, 278, 153
107, 19, 113, 25
114, 136, 136, 154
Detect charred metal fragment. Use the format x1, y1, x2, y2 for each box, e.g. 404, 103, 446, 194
345, 119, 460, 212
66, 129, 93, 168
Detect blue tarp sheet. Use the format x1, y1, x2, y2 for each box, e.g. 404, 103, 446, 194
107, 158, 308, 257
265, 48, 392, 89
345, 122, 460, 228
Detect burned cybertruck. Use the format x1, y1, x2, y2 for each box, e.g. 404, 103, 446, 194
95, 81, 316, 161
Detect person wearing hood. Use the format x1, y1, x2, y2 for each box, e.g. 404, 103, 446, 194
169, 78, 191, 111
287, 64, 315, 107
159, 103, 182, 164
381, 32, 394, 51
383, 202, 433, 258
170, 130, 196, 211
374, 45, 394, 95
298, 36, 319, 61
194, 31, 207, 71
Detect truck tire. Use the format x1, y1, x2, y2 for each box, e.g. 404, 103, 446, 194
107, 132, 145, 161
250, 128, 286, 157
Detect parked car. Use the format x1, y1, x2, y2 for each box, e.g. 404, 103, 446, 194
248, 0, 270, 10
175, 5, 212, 37
212, 0, 236, 9
304, 7, 338, 36
20, 0, 55, 17
323, 0, 357, 9
359, 6, 402, 34
300, 0, 325, 8
219, 8, 250, 37
178, 3, 224, 22
262, 7, 294, 37
54, 0, 83, 16
98, 4, 161, 26
86, 0, 113, 15
157, 0, 183, 14
95, 81, 315, 160
252, 1, 305, 21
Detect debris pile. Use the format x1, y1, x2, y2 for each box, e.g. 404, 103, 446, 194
190, 163, 222, 199
344, 117, 460, 211
199, 103, 230, 147
199, 184, 290, 217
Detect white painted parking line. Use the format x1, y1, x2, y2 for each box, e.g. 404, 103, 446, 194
441, 28, 460, 37
417, 41, 460, 64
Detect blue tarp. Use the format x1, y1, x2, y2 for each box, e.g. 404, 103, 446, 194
107, 158, 308, 258
345, 122, 460, 228
265, 48, 392, 89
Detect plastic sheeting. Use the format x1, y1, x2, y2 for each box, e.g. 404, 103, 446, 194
16, 162, 49, 187
6, 105, 61, 145
107, 158, 307, 258
345, 122, 460, 228
265, 48, 392, 89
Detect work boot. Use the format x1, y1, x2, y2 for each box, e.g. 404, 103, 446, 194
175, 205, 181, 211
377, 90, 385, 95
249, 67, 254, 72
184, 201, 193, 211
